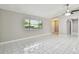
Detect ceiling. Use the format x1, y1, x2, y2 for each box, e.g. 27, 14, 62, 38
0, 4, 79, 18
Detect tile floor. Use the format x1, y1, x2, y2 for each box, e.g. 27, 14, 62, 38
0, 34, 79, 54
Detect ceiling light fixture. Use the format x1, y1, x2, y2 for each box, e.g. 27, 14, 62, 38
65, 4, 71, 16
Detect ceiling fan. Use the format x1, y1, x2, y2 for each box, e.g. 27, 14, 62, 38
51, 4, 79, 19
65, 4, 79, 16
65, 4, 71, 16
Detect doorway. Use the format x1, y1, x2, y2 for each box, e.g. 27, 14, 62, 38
67, 19, 78, 35
51, 19, 59, 34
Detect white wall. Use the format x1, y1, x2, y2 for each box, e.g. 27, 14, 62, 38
59, 16, 68, 34
0, 11, 2, 41
0, 9, 50, 42
1, 8, 79, 42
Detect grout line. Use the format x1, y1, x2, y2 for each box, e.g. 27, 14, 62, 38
0, 33, 51, 45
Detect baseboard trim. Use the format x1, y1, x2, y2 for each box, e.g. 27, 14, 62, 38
0, 33, 51, 45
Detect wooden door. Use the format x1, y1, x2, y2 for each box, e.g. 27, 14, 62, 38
51, 19, 59, 34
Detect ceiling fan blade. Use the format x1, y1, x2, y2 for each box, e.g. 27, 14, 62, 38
71, 9, 79, 14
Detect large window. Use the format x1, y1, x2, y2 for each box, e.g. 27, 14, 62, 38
24, 19, 42, 30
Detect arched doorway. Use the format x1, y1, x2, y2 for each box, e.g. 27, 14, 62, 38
67, 19, 78, 35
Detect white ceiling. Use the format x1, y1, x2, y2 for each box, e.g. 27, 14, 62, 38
0, 4, 79, 18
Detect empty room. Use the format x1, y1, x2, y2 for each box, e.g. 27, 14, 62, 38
0, 4, 79, 54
